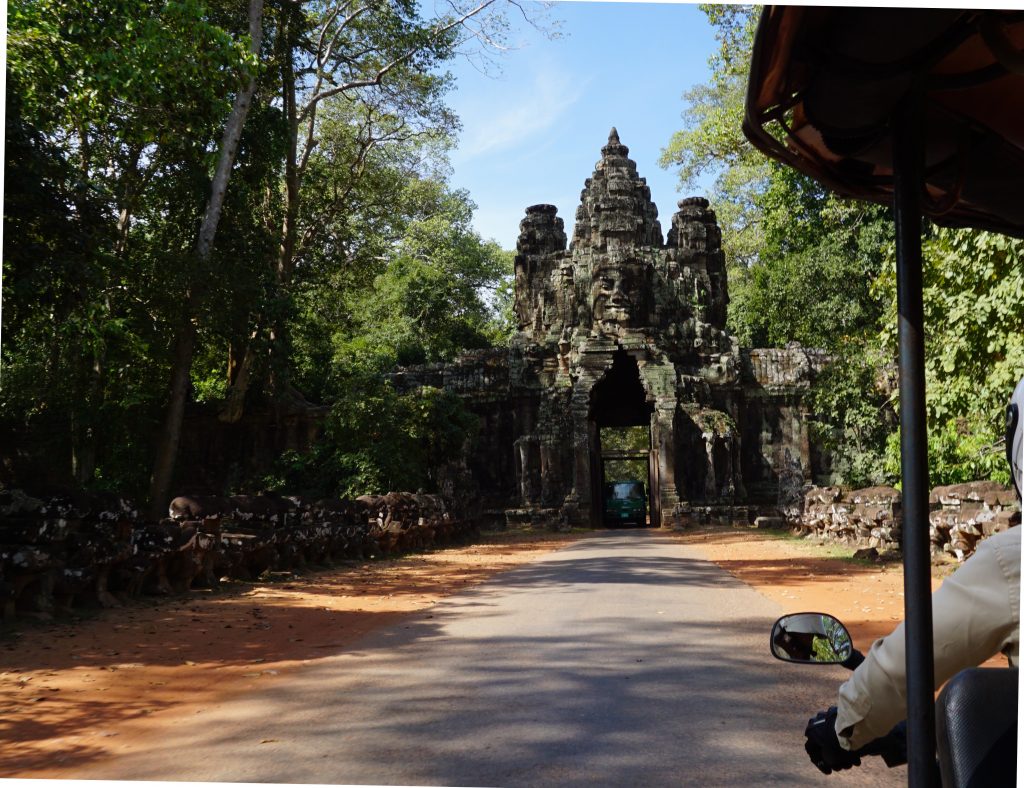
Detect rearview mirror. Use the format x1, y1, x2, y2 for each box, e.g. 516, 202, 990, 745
770, 612, 852, 664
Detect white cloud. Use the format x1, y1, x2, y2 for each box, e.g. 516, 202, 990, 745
455, 64, 589, 161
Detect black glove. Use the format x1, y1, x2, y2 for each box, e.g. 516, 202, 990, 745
804, 706, 862, 774
858, 720, 908, 768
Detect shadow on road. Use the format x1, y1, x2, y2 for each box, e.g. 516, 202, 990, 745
77, 531, 901, 786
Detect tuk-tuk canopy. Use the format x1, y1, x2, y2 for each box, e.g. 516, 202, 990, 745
743, 7, 1024, 239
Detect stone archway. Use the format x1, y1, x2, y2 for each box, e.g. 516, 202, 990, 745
588, 350, 656, 526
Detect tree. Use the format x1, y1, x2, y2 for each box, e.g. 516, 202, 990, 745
660, 4, 1022, 488
218, 0, 520, 421
336, 182, 513, 368
660, 6, 896, 489
659, 5, 891, 351
2, 0, 545, 505
877, 229, 1024, 486
266, 177, 510, 499
262, 377, 479, 499
659, 4, 763, 267
273, 100, 455, 404
5, 0, 257, 496
728, 195, 891, 351
148, 0, 265, 519
806, 346, 896, 488
600, 426, 649, 484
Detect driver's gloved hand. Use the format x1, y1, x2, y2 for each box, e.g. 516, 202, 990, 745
857, 720, 908, 767
804, 706, 862, 774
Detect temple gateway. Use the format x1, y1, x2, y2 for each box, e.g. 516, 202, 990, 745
391, 130, 830, 527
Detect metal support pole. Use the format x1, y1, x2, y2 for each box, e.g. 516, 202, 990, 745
893, 94, 937, 788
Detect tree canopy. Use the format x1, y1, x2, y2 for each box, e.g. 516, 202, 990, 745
662, 4, 1024, 488
3, 0, 527, 506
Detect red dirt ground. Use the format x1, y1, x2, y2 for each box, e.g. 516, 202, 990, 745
1, 524, 968, 779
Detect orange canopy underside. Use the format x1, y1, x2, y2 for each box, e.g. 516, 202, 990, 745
744, 7, 1024, 238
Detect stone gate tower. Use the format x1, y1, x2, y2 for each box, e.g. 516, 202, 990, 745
390, 130, 829, 527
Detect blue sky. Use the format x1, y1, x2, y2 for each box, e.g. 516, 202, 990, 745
445, 1, 719, 250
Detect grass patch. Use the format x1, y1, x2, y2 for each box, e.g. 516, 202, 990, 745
755, 528, 900, 565
681, 520, 904, 569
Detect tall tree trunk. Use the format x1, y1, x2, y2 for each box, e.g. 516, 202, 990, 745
220, 338, 258, 423
195, 2, 264, 261
220, 8, 299, 422
68, 121, 101, 485
278, 22, 300, 291
269, 10, 303, 399
73, 326, 108, 484
217, 0, 495, 423
147, 0, 265, 519
147, 310, 197, 516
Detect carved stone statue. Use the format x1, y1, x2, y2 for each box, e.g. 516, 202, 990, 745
589, 257, 652, 332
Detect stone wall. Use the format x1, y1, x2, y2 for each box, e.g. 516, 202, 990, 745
788, 481, 1020, 560
796, 485, 903, 551
387, 349, 511, 403
744, 345, 831, 390
387, 349, 518, 510
0, 488, 475, 624
738, 344, 832, 504
176, 402, 330, 493
929, 481, 1020, 561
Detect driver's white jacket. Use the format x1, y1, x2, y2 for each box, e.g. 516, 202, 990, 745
835, 524, 1020, 751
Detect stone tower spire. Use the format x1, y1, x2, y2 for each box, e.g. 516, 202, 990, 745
668, 196, 729, 329
512, 204, 567, 332
572, 129, 663, 252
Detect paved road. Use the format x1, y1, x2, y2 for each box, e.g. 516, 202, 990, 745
80, 530, 904, 786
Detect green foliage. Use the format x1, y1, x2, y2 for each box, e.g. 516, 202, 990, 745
807, 345, 896, 488
281, 175, 510, 497
600, 426, 649, 483
286, 100, 507, 402
811, 636, 838, 663
260, 379, 479, 499
883, 420, 1012, 489
8, 0, 253, 134
812, 617, 851, 662
191, 364, 229, 404
3, 0, 254, 496
660, 6, 891, 352
3, 0, 527, 501
659, 4, 763, 267
728, 195, 891, 350
664, 5, 1020, 491
875, 228, 1024, 487
328, 181, 513, 373
658, 3, 757, 187
877, 228, 1024, 432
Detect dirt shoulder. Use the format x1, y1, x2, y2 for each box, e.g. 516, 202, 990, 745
670, 524, 942, 646
2, 524, 957, 778
1, 529, 580, 777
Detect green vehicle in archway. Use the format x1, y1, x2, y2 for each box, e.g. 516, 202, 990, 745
603, 480, 647, 527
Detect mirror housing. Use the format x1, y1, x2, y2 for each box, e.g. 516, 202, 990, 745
770, 612, 853, 664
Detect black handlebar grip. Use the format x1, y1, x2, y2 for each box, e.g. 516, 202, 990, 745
857, 721, 908, 768
842, 648, 866, 671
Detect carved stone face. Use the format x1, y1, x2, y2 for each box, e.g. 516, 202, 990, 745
590, 259, 648, 328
